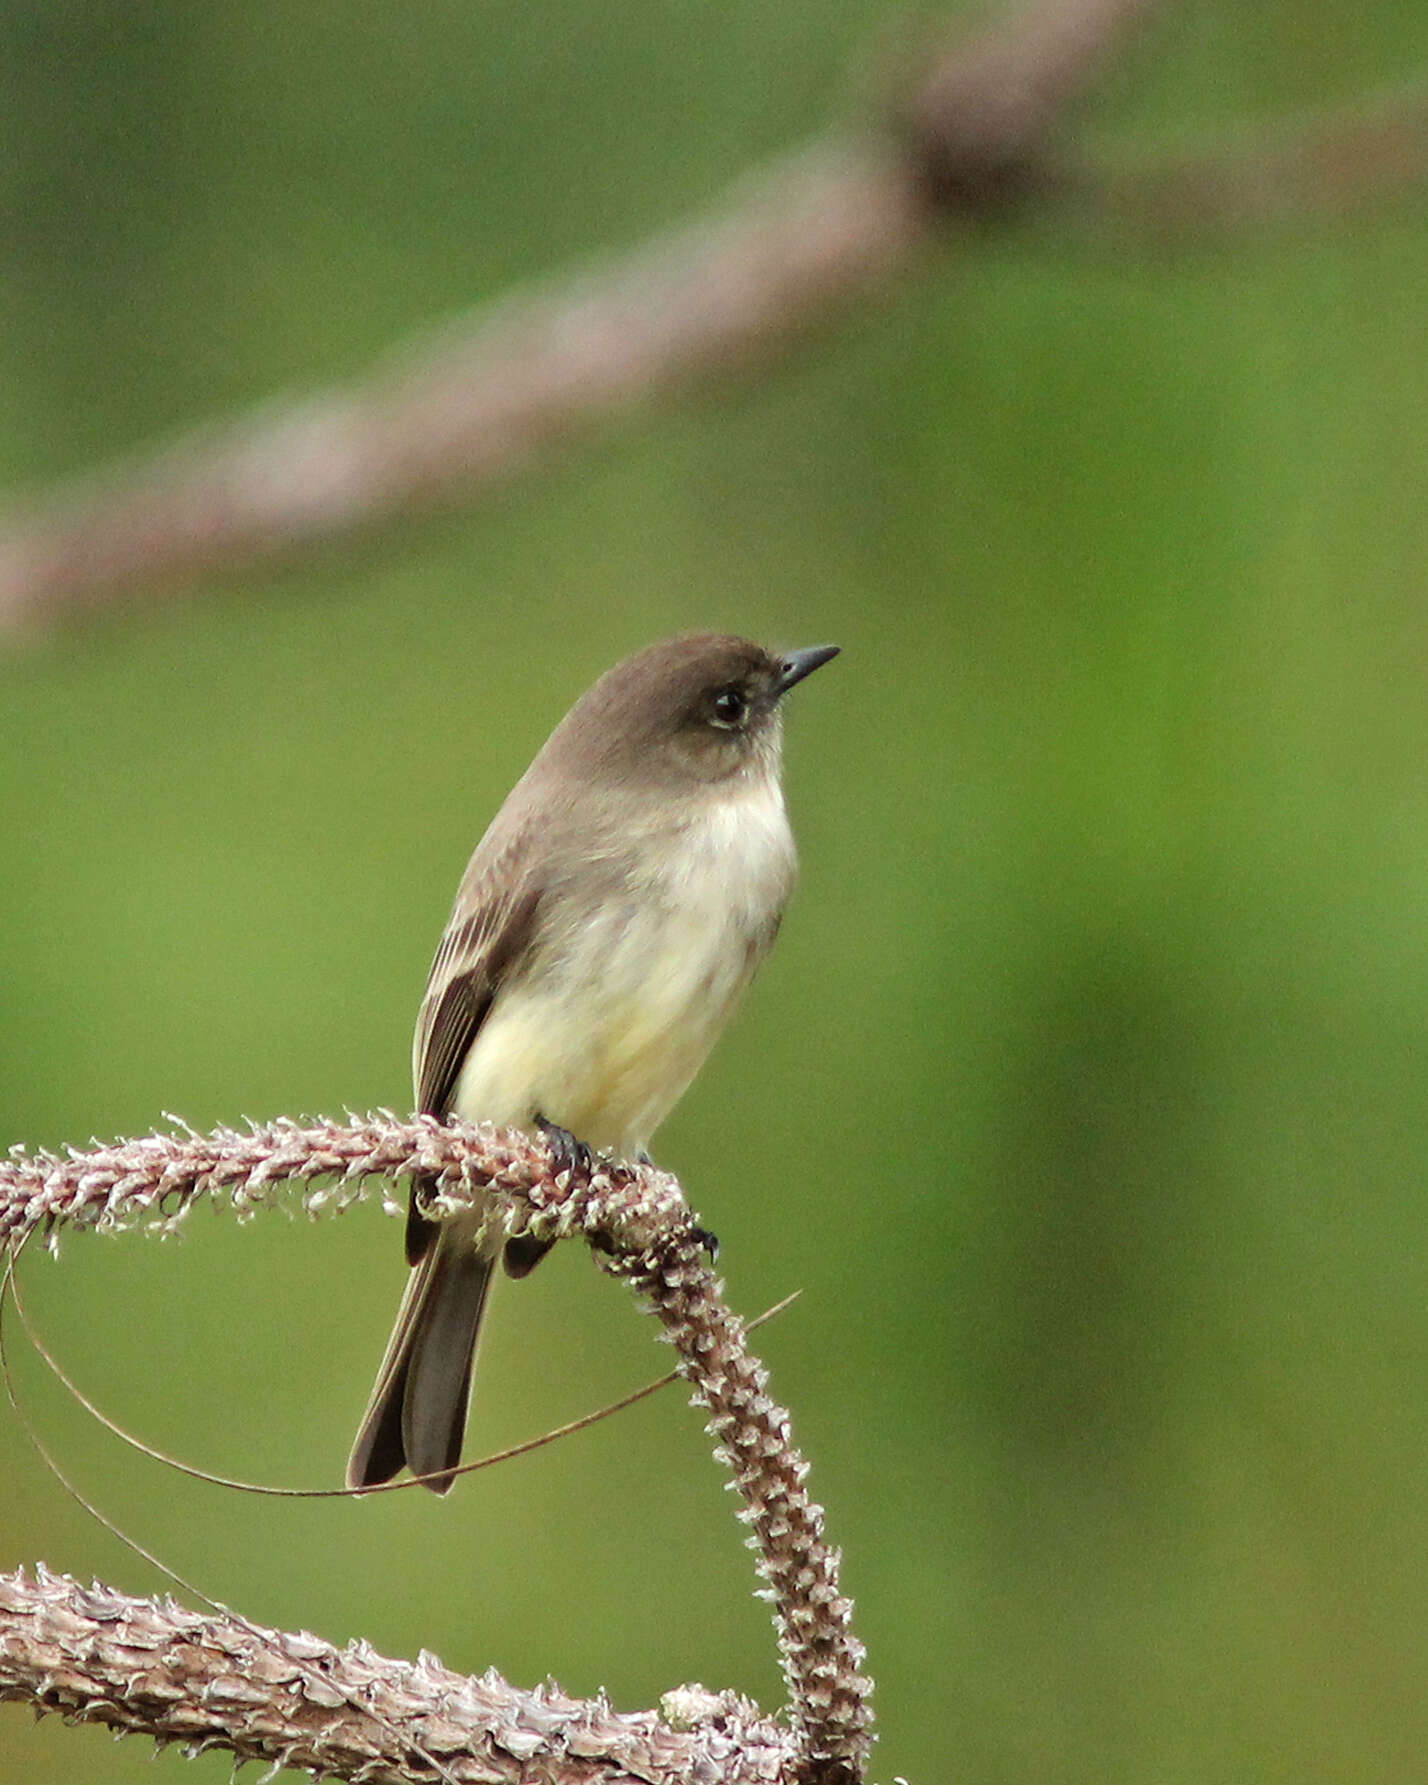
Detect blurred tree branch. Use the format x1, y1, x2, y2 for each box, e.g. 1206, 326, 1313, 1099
0, 1116, 872, 1785
6, 0, 1424, 632
1061, 78, 1428, 239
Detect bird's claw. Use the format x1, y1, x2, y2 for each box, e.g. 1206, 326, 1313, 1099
536, 1116, 594, 1187
691, 1225, 720, 1264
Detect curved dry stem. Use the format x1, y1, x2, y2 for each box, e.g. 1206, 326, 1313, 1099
1, 1115, 873, 1782
0, 1568, 796, 1785
604, 1240, 873, 1783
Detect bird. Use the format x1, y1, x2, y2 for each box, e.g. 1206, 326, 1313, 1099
347, 632, 839, 1492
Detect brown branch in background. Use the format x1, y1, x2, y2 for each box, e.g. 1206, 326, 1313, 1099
0, 0, 1160, 633
0, 141, 923, 635
0, 1115, 872, 1784
10, 0, 1424, 633
1065, 79, 1428, 240
4, 0, 1425, 634
903, 0, 1162, 207
0, 1568, 796, 1785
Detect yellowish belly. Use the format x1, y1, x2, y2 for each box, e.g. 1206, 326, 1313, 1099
447, 782, 794, 1158
452, 900, 760, 1159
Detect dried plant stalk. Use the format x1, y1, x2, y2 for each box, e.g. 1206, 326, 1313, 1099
0, 1114, 564, 1245
0, 1115, 874, 1782
605, 1239, 873, 1782
0, 1566, 796, 1784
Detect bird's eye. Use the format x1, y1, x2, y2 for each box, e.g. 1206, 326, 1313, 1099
710, 687, 748, 728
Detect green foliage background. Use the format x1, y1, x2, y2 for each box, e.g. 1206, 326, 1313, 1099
4, 4, 1428, 1781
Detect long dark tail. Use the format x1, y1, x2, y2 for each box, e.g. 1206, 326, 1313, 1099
347, 1221, 493, 1495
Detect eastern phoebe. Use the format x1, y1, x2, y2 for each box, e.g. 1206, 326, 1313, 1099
347, 632, 838, 1493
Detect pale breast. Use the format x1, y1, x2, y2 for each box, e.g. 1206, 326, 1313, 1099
452, 779, 796, 1158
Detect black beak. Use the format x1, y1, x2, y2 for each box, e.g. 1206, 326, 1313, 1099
776, 644, 840, 695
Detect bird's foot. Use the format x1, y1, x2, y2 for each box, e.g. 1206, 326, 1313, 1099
691, 1226, 720, 1264
536, 1116, 594, 1188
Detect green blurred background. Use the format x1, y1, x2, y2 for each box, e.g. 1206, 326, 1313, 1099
4, 3, 1428, 1781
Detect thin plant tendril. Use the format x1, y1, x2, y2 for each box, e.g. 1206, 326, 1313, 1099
7, 1265, 799, 1497
0, 1233, 466, 1785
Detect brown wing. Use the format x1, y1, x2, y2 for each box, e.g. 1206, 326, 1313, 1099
415, 884, 542, 1117
406, 823, 545, 1263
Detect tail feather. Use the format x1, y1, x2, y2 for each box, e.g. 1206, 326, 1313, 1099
347, 1225, 493, 1495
